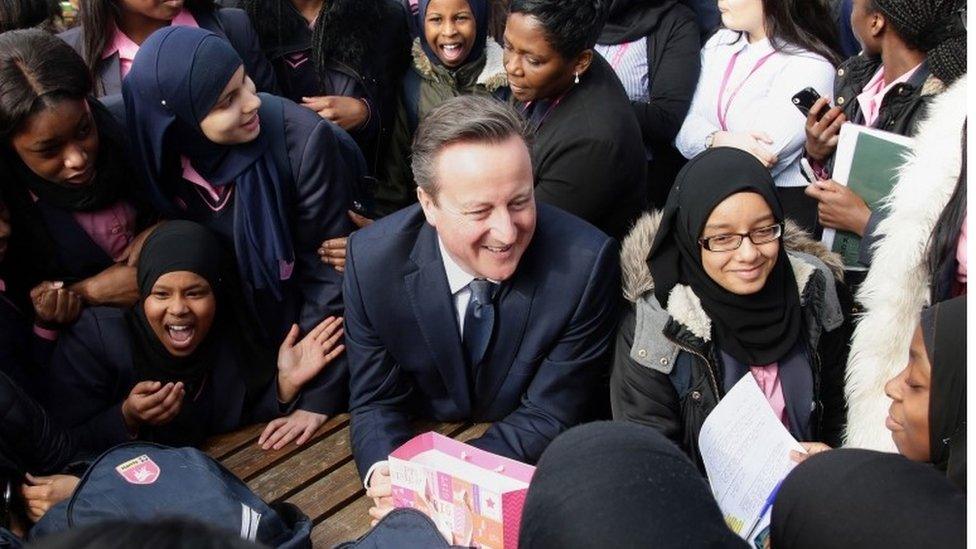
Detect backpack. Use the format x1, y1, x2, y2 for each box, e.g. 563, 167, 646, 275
28, 443, 310, 548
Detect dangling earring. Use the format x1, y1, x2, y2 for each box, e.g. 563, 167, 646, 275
574, 72, 580, 84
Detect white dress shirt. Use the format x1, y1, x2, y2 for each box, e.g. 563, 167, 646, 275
675, 30, 835, 187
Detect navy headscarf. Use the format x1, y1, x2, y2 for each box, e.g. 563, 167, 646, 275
418, 0, 490, 68
123, 26, 294, 300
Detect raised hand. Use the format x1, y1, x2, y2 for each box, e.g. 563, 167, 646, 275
276, 316, 345, 403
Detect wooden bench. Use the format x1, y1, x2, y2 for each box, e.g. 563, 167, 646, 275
203, 415, 490, 548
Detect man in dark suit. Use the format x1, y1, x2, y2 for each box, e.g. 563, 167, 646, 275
343, 96, 620, 519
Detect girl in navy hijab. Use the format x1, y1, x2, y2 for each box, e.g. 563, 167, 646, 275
122, 26, 363, 446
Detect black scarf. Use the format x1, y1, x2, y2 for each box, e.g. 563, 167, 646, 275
923, 295, 967, 490
598, 0, 678, 45
649, 147, 801, 365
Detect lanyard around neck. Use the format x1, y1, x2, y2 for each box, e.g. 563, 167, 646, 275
716, 49, 776, 131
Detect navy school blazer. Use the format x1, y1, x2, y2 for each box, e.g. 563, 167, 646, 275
59, 5, 278, 98
343, 203, 621, 478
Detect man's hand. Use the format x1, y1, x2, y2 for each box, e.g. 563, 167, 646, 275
30, 281, 83, 326
258, 410, 327, 450
20, 474, 80, 523
366, 464, 394, 527
302, 96, 369, 131
712, 131, 778, 168
276, 317, 345, 403
804, 179, 871, 236
804, 97, 847, 161
121, 381, 185, 433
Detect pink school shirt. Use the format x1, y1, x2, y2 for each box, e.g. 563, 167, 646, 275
102, 8, 199, 79
956, 212, 968, 288
855, 64, 921, 127
751, 363, 789, 428
72, 202, 138, 261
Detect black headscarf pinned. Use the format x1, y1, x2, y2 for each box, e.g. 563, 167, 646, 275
649, 147, 801, 365
598, 0, 678, 45
922, 295, 967, 489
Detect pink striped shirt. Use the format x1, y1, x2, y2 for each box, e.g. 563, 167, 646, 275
102, 8, 199, 79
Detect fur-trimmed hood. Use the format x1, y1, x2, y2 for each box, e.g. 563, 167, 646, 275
410, 38, 509, 92
844, 74, 967, 451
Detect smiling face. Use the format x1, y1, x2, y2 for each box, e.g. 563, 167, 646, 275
417, 135, 536, 281
884, 325, 932, 462
502, 12, 589, 103
198, 66, 262, 145
9, 98, 99, 187
143, 270, 216, 357
117, 0, 185, 23
699, 192, 779, 295
423, 0, 478, 68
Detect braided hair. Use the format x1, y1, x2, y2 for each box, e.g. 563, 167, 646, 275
871, 0, 967, 84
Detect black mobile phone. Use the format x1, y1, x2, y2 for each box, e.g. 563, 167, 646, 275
791, 87, 822, 118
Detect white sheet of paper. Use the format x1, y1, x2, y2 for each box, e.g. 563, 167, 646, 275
698, 374, 805, 544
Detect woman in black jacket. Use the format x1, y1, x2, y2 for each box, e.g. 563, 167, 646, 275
236, 0, 411, 183
503, 0, 647, 242
594, 0, 701, 208
611, 148, 851, 470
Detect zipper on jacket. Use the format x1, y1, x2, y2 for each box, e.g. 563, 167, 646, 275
666, 335, 721, 400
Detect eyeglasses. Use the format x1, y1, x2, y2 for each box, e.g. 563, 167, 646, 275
698, 223, 783, 252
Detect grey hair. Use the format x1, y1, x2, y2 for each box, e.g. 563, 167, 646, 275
410, 95, 533, 199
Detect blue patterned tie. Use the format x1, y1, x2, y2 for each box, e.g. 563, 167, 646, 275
463, 279, 497, 374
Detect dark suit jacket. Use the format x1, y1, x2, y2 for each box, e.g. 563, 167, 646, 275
58, 6, 278, 98
344, 203, 620, 478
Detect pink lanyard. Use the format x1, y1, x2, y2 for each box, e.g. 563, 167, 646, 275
521, 93, 567, 130
608, 42, 632, 70
716, 49, 776, 131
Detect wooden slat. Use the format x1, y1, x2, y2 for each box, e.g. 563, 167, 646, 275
247, 426, 354, 503
285, 460, 364, 524
309, 496, 373, 548
221, 414, 349, 480
202, 423, 265, 460
454, 422, 491, 442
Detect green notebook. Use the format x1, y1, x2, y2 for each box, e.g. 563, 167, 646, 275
823, 125, 915, 269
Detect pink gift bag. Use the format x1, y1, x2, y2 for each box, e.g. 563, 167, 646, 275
389, 432, 536, 549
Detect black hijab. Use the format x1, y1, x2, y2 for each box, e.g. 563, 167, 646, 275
598, 0, 678, 45
771, 448, 966, 548
123, 26, 295, 301
922, 295, 967, 489
649, 147, 801, 365
519, 422, 746, 548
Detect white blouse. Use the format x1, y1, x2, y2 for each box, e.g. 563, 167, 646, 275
675, 29, 835, 188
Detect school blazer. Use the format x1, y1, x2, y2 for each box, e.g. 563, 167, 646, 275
343, 203, 621, 478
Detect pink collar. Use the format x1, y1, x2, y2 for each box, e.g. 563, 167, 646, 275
102, 8, 199, 62
855, 63, 921, 127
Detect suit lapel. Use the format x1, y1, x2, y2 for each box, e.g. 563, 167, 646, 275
475, 268, 536, 411
403, 224, 472, 415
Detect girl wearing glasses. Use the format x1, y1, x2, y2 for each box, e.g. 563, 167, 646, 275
610, 147, 852, 469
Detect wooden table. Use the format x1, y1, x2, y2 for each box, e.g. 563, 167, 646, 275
203, 415, 490, 548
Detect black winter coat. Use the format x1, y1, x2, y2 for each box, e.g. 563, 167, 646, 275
610, 214, 852, 471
